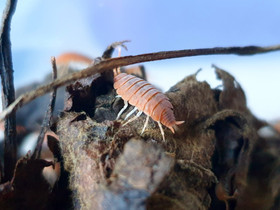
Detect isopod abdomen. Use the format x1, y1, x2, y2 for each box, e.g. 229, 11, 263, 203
114, 72, 184, 141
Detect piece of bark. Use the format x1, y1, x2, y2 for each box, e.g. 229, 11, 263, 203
56, 111, 174, 209
54, 66, 269, 209
95, 139, 174, 210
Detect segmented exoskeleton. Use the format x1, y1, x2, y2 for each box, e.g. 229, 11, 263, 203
114, 72, 184, 141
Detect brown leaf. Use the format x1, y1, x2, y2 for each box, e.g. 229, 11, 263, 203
213, 65, 266, 129
214, 65, 247, 112
199, 108, 259, 209
167, 70, 217, 129
0, 153, 54, 209
0, 181, 13, 200
47, 134, 61, 162
65, 74, 100, 113
236, 137, 280, 209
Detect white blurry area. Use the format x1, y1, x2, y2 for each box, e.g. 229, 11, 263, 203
0, 0, 279, 122
147, 53, 280, 121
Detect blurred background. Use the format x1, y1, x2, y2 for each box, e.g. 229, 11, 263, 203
0, 0, 280, 121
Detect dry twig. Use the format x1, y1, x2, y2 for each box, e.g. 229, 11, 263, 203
32, 57, 58, 159
0, 44, 280, 122
0, 0, 18, 182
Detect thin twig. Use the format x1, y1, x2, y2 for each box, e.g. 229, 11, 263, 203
0, 44, 280, 122
0, 0, 18, 182
31, 57, 58, 160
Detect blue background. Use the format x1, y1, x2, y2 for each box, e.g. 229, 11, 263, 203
0, 0, 280, 120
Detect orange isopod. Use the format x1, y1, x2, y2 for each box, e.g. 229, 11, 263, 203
55, 51, 184, 141
114, 72, 184, 141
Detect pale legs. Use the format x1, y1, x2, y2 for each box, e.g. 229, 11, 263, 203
116, 103, 165, 141
116, 99, 128, 120
141, 115, 150, 135
123, 110, 143, 126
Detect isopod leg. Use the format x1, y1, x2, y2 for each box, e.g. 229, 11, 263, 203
141, 115, 150, 135
123, 111, 143, 126
157, 121, 165, 142
116, 100, 128, 120
124, 107, 138, 120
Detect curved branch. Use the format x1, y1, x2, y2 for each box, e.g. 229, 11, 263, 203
0, 44, 280, 121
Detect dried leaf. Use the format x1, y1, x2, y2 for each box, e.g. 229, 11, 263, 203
65, 74, 100, 113
0, 153, 53, 209
214, 65, 266, 129
47, 134, 62, 162
236, 137, 280, 209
